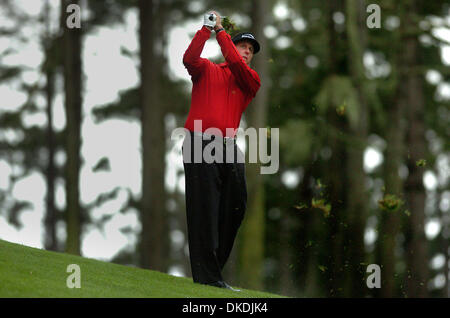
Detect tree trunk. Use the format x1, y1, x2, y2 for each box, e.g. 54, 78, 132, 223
294, 168, 314, 296
401, 0, 428, 298
61, 0, 82, 255
322, 0, 346, 298
443, 209, 450, 298
44, 66, 57, 252
344, 0, 369, 297
139, 0, 167, 272
378, 59, 406, 298
278, 212, 298, 296
378, 97, 405, 298
43, 0, 58, 252
370, 0, 411, 298
237, 0, 269, 290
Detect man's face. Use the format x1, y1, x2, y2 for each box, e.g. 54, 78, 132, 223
235, 40, 254, 65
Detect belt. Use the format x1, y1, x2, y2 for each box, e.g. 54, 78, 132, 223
192, 131, 236, 144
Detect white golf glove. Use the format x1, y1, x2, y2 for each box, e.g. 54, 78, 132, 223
203, 12, 217, 29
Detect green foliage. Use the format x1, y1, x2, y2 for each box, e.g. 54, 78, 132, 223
314, 75, 360, 129
222, 16, 239, 34
85, 0, 137, 30
0, 111, 22, 129
311, 198, 331, 218
0, 66, 22, 82
416, 159, 427, 167
7, 201, 33, 229
92, 88, 140, 123
279, 119, 314, 166
378, 194, 405, 213
92, 157, 111, 172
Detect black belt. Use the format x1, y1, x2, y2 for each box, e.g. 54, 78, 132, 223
191, 131, 237, 144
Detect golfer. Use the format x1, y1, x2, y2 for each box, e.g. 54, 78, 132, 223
182, 11, 261, 290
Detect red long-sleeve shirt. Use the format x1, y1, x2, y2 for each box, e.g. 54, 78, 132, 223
183, 26, 261, 138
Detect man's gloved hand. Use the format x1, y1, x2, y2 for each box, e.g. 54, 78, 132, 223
203, 11, 223, 31
203, 12, 217, 30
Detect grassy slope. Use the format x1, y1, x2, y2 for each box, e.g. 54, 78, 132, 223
0, 239, 284, 298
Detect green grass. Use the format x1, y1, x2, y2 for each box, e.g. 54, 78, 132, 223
0, 239, 284, 298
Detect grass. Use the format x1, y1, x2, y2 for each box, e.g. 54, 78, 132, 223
0, 239, 284, 298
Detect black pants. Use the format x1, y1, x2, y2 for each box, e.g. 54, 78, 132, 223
182, 131, 247, 284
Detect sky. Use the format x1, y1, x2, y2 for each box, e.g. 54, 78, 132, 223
0, 1, 449, 279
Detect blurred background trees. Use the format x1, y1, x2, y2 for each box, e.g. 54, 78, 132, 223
0, 0, 449, 297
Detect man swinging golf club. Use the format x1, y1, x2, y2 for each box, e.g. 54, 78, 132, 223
182, 11, 261, 290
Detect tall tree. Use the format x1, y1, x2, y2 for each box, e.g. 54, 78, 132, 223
402, 0, 428, 297
61, 0, 83, 255
90, 0, 198, 274
237, 0, 270, 290
42, 0, 59, 252
344, 0, 370, 297
138, 0, 167, 272
375, 0, 407, 297
321, 0, 347, 297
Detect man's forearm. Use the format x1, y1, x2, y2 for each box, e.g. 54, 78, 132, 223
183, 26, 211, 65
183, 26, 211, 79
